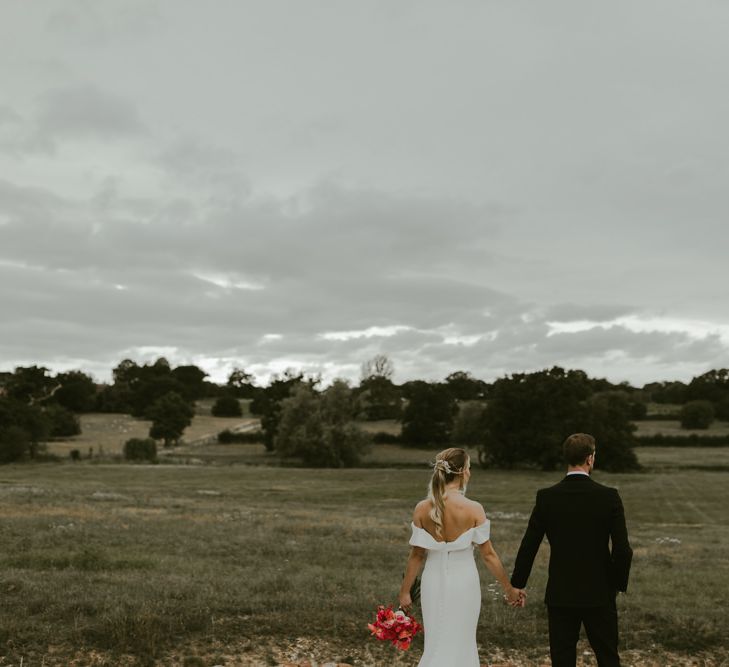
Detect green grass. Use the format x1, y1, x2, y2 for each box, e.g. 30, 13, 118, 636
633, 418, 729, 436
45, 409, 256, 457
0, 450, 727, 665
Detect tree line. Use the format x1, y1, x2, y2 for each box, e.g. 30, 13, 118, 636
1, 355, 729, 470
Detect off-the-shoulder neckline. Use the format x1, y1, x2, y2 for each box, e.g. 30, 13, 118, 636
411, 519, 490, 545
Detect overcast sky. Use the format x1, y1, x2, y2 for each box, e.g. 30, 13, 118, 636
1, 1, 728, 386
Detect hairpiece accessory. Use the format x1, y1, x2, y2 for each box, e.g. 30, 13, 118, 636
431, 459, 462, 475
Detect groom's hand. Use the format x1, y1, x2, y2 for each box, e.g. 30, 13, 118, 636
505, 587, 526, 607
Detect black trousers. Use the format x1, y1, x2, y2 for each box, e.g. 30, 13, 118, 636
548, 599, 620, 667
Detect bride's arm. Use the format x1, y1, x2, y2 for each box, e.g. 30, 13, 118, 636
478, 540, 524, 605
398, 545, 426, 610
399, 502, 429, 610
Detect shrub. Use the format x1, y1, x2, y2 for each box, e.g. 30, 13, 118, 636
372, 431, 402, 444
69, 449, 81, 461
45, 404, 81, 437
680, 400, 715, 429
211, 395, 243, 417
715, 396, 729, 421
451, 401, 487, 445
217, 429, 264, 443
635, 433, 729, 447
124, 438, 158, 463
275, 382, 371, 467
0, 426, 30, 464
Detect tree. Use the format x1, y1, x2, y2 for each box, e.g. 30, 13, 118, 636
358, 354, 401, 420
451, 401, 487, 445
444, 371, 488, 401
643, 381, 688, 405
401, 381, 457, 447
227, 367, 257, 399
124, 438, 158, 462
480, 368, 590, 469
0, 426, 30, 464
716, 396, 729, 422
580, 393, 640, 472
275, 381, 371, 467
148, 392, 194, 447
0, 398, 50, 460
4, 366, 59, 404
687, 369, 729, 404
171, 365, 208, 401
680, 400, 715, 429
44, 404, 81, 437
105, 358, 189, 418
478, 367, 639, 472
211, 395, 243, 417
361, 354, 395, 382
129, 374, 187, 419
251, 370, 314, 451
53, 371, 97, 412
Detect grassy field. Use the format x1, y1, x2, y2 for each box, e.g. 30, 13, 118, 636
633, 419, 729, 437
0, 446, 727, 666
46, 412, 257, 458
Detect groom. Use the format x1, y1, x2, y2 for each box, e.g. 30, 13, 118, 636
511, 433, 633, 667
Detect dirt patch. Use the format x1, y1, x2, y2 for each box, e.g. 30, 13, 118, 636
23, 639, 727, 667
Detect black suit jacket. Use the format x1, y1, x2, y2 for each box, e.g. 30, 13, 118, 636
511, 474, 633, 607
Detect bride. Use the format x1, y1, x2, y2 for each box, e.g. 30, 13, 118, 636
399, 447, 524, 667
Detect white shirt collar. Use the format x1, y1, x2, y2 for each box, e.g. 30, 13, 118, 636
566, 470, 589, 476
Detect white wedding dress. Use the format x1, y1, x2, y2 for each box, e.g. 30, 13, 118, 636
409, 520, 491, 667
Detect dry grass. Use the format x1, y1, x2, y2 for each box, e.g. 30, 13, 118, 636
0, 452, 727, 665
46, 412, 258, 456
633, 419, 729, 437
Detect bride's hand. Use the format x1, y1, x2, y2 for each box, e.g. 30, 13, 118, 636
505, 586, 526, 607
398, 591, 412, 611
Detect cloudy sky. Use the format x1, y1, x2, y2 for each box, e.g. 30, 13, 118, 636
1, 1, 728, 386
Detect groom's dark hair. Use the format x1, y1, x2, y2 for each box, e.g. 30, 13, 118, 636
563, 433, 596, 466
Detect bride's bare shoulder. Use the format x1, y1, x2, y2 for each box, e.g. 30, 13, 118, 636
412, 498, 432, 526
466, 498, 488, 523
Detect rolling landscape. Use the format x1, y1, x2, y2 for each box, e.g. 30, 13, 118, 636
1, 396, 727, 666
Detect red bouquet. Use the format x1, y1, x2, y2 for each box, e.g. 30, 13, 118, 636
367, 605, 422, 650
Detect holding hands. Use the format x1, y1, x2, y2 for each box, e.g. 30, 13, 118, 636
505, 586, 527, 608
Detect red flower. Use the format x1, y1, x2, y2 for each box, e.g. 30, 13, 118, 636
367, 605, 422, 651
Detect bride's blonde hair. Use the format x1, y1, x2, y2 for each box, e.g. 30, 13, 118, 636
428, 447, 470, 540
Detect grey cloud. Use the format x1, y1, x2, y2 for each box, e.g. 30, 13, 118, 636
538, 326, 727, 368
0, 106, 21, 125
34, 84, 146, 147
3, 1, 729, 383
45, 1, 162, 47
543, 303, 637, 323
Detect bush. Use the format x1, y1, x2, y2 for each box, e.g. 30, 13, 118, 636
372, 431, 402, 444
715, 396, 729, 421
275, 382, 371, 467
124, 438, 158, 462
451, 401, 487, 445
0, 426, 30, 464
635, 433, 729, 447
217, 429, 264, 444
680, 400, 715, 429
45, 404, 81, 437
69, 449, 81, 461
211, 395, 243, 417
